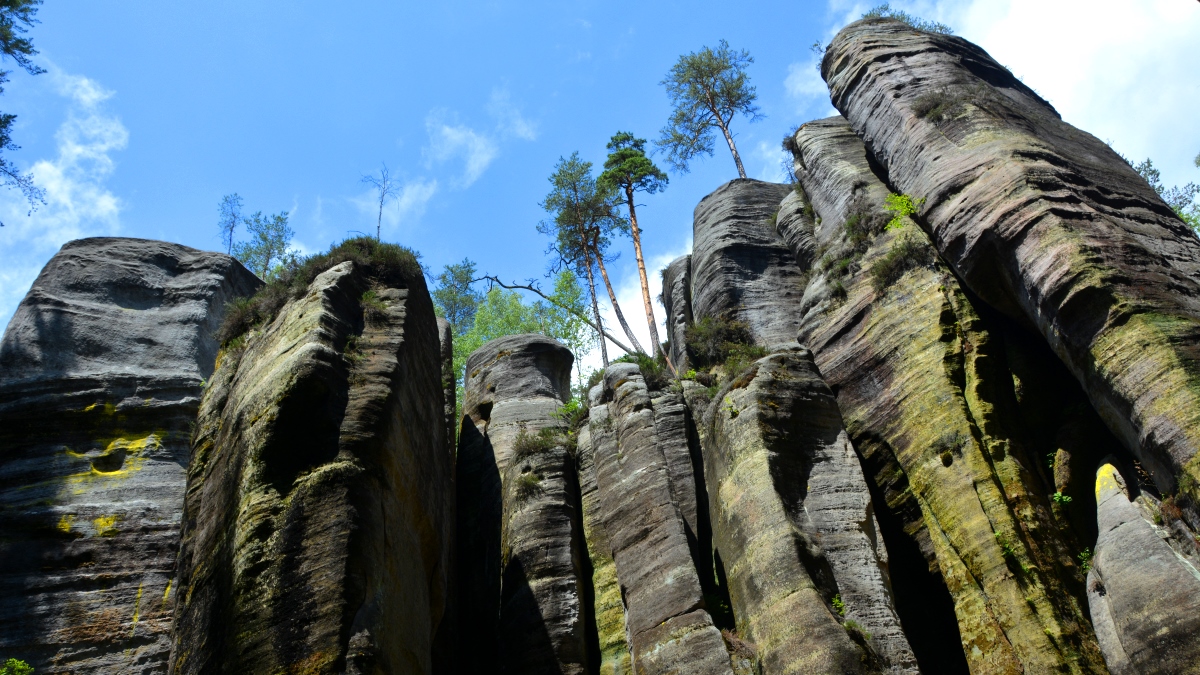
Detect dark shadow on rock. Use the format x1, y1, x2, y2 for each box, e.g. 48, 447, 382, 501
454, 416, 502, 673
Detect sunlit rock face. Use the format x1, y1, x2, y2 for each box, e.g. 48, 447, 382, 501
824, 17, 1200, 529
0, 237, 259, 674
169, 260, 454, 675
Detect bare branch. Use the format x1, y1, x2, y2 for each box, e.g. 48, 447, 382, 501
473, 274, 635, 355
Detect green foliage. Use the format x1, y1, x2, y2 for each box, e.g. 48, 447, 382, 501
232, 210, 295, 278
513, 471, 543, 505
657, 39, 762, 176
432, 258, 482, 336
869, 233, 934, 292
538, 152, 626, 276
682, 368, 698, 380
217, 236, 423, 345
842, 619, 872, 641
217, 193, 243, 255
722, 343, 767, 382
1131, 157, 1200, 234
831, 594, 846, 616
883, 192, 925, 231
360, 290, 388, 325
1, 658, 33, 675
555, 398, 588, 430
613, 351, 670, 391
1052, 491, 1073, 504
1076, 546, 1095, 572
0, 0, 46, 226
598, 131, 668, 198
684, 316, 754, 368
513, 426, 564, 460
861, 4, 953, 34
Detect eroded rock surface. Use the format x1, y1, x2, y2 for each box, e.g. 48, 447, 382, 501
700, 346, 911, 674
690, 179, 806, 344
170, 260, 453, 674
0, 238, 259, 674
1087, 462, 1200, 674
788, 116, 1107, 674
661, 255, 693, 372
824, 17, 1200, 521
456, 334, 590, 675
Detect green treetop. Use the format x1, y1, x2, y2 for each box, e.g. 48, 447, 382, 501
0, 0, 45, 226
432, 257, 483, 337
232, 211, 295, 279
657, 39, 762, 179
598, 131, 671, 368
1, 658, 33, 675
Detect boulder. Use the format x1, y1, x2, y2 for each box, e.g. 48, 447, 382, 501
0, 237, 258, 674
455, 334, 590, 675
690, 179, 806, 345
1087, 462, 1200, 674
170, 260, 454, 674
788, 116, 1108, 674
701, 346, 911, 674
824, 17, 1200, 522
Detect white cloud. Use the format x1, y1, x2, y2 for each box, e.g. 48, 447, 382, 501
424, 111, 498, 187
487, 88, 538, 141
754, 140, 790, 184
0, 66, 128, 328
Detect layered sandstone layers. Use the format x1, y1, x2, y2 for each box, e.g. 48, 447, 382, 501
824, 18, 1200, 522
0, 238, 259, 674
455, 334, 590, 675
170, 260, 454, 674
787, 116, 1108, 674
700, 346, 914, 674
690, 179, 806, 344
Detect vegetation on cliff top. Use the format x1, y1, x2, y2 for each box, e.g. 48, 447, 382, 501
217, 236, 423, 345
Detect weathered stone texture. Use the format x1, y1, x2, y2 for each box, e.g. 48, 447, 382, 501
789, 117, 1107, 674
824, 18, 1200, 520
690, 179, 806, 344
701, 346, 907, 674
661, 254, 693, 372
0, 237, 259, 674
595, 363, 732, 674
456, 333, 590, 675
1087, 462, 1200, 674
170, 261, 453, 674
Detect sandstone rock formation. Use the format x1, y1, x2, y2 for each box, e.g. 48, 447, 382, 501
699, 346, 914, 674
455, 334, 590, 675
824, 17, 1200, 524
1087, 462, 1200, 674
0, 238, 259, 674
170, 259, 454, 674
661, 255, 693, 372
786, 115, 1108, 674
591, 363, 731, 674
690, 179, 806, 344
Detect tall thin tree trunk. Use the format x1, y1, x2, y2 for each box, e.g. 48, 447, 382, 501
594, 252, 645, 355
717, 119, 747, 179
625, 187, 667, 367
582, 250, 609, 366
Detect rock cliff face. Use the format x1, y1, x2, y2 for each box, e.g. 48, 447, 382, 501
824, 17, 1200, 525
455, 334, 590, 675
170, 260, 453, 674
0, 238, 258, 674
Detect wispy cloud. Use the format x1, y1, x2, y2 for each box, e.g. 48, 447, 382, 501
488, 88, 538, 141
424, 110, 499, 187
350, 177, 438, 236
0, 65, 128, 328
754, 140, 791, 184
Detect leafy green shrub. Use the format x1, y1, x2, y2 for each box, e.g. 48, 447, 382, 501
831, 594, 846, 616
217, 237, 423, 346
869, 233, 934, 292
1052, 491, 1073, 504
513, 472, 543, 505
513, 427, 563, 460
721, 344, 767, 382
613, 351, 671, 391
555, 398, 588, 430
862, 3, 952, 34
685, 316, 754, 367
883, 192, 925, 230
1, 659, 33, 675
1077, 548, 1093, 574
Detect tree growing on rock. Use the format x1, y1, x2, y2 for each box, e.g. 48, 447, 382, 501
657, 39, 762, 179
361, 163, 398, 241
217, 193, 243, 255
539, 152, 643, 365
0, 0, 46, 226
233, 211, 294, 278
599, 131, 673, 370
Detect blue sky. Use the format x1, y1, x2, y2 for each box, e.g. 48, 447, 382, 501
2, 0, 1198, 360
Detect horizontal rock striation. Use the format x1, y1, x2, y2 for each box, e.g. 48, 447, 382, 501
700, 345, 912, 674
824, 17, 1200, 521
1087, 462, 1200, 674
455, 334, 590, 675
690, 179, 806, 345
594, 363, 732, 674
0, 237, 259, 674
170, 260, 453, 674
788, 116, 1107, 674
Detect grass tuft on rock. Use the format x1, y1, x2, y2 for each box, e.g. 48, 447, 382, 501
869, 233, 934, 292
218, 236, 423, 346
612, 351, 671, 391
